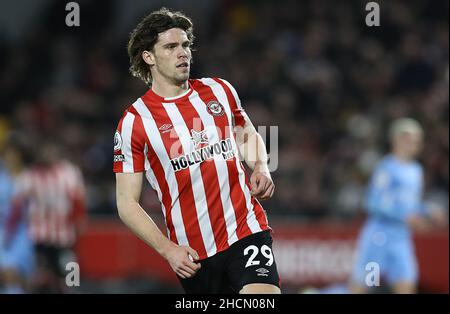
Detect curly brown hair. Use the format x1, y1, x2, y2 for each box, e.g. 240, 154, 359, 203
127, 7, 195, 85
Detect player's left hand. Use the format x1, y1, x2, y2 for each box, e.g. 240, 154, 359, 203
250, 165, 274, 200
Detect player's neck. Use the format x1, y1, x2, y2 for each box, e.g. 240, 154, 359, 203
151, 77, 189, 99
392, 151, 412, 162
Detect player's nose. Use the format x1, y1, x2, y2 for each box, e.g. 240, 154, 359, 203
177, 47, 189, 59
178, 52, 189, 61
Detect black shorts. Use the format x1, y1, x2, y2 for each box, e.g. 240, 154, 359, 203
35, 244, 76, 278
178, 230, 280, 294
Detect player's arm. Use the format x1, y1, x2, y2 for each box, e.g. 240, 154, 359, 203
235, 115, 274, 200
420, 202, 448, 227
116, 172, 201, 278
415, 166, 448, 228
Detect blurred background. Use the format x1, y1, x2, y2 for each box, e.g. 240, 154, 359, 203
0, 0, 448, 293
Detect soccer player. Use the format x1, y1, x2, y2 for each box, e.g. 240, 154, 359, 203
350, 118, 447, 294
15, 140, 87, 293
114, 8, 280, 294
0, 141, 35, 293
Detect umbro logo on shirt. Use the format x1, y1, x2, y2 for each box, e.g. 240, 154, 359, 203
114, 154, 125, 162
159, 124, 173, 133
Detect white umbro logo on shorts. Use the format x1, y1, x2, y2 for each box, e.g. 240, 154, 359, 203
255, 268, 269, 276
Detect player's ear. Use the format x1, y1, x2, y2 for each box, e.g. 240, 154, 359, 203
142, 50, 155, 66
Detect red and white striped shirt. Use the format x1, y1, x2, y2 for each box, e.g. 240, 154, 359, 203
17, 160, 86, 247
113, 78, 270, 259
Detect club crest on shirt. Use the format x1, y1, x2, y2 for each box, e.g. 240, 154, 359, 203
114, 131, 122, 151
206, 101, 225, 116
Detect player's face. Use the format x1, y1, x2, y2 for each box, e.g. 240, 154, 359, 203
151, 28, 192, 85
395, 132, 423, 159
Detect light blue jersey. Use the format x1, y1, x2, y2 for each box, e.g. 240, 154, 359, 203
352, 154, 427, 286
0, 163, 35, 278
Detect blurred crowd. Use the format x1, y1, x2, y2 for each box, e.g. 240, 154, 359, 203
0, 0, 448, 222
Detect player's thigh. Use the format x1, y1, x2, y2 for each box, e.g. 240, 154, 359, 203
13, 230, 36, 278
386, 240, 418, 289
350, 235, 386, 290
34, 244, 61, 277
240, 283, 281, 294
226, 231, 281, 293
391, 281, 417, 294
1, 232, 35, 279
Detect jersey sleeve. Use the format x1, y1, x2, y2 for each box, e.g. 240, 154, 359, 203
217, 78, 247, 128
113, 110, 146, 173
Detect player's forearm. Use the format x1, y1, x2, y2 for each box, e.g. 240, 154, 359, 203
238, 127, 270, 171
117, 201, 176, 259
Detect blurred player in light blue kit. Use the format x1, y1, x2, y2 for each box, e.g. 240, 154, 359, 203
350, 118, 447, 294
0, 141, 35, 293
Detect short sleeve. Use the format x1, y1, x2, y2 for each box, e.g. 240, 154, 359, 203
217, 78, 247, 128
113, 111, 146, 173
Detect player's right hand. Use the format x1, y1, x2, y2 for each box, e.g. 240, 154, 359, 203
165, 245, 201, 279
407, 214, 431, 233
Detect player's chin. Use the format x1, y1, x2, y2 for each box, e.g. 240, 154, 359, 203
177, 67, 190, 75
174, 73, 190, 83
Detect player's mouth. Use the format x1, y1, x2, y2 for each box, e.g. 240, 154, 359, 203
176, 62, 189, 69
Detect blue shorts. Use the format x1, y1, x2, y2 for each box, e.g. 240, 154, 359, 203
351, 222, 418, 286
0, 225, 36, 278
